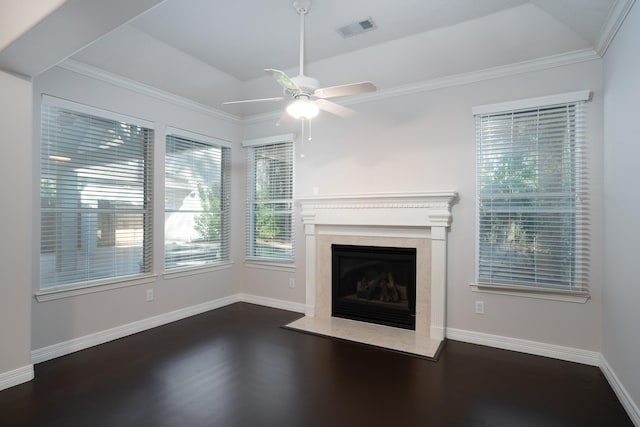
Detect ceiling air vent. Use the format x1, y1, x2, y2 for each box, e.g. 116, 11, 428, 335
337, 17, 377, 38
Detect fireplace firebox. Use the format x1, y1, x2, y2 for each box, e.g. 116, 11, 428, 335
332, 244, 417, 330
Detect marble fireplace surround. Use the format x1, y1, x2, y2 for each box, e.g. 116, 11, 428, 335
286, 192, 457, 359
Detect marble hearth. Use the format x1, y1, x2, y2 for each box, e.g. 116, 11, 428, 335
286, 192, 457, 359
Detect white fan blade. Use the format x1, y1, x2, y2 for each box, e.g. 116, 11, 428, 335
315, 99, 355, 118
314, 82, 376, 99
223, 97, 285, 105
265, 69, 300, 92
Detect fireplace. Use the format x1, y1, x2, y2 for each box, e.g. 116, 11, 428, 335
332, 244, 416, 329
287, 192, 457, 358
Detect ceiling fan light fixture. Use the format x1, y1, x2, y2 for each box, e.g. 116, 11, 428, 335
287, 97, 319, 119
222, 0, 376, 127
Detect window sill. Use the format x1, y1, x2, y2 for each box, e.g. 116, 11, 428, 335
470, 283, 590, 304
244, 259, 296, 273
163, 262, 233, 280
35, 274, 158, 302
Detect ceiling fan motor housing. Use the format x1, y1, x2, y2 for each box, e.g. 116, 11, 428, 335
293, 0, 311, 14
291, 75, 319, 95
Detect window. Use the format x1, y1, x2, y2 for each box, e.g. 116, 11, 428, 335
473, 91, 590, 296
165, 130, 231, 270
40, 97, 153, 290
243, 134, 295, 262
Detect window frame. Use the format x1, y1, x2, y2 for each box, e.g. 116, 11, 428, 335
471, 91, 591, 303
243, 133, 296, 267
163, 127, 232, 274
37, 95, 155, 300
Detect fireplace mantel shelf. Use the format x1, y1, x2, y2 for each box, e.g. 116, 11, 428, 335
296, 191, 458, 206
298, 191, 458, 229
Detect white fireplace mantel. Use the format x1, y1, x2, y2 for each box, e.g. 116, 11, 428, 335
298, 192, 457, 229
295, 192, 458, 352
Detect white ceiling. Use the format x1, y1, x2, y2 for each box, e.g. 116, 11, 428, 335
67, 0, 620, 117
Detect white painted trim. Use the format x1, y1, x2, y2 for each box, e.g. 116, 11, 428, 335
165, 126, 232, 148
296, 191, 458, 204
0, 365, 34, 392
316, 225, 432, 239
42, 94, 155, 129
238, 293, 306, 314
30, 293, 304, 365
35, 274, 158, 302
244, 49, 601, 124
430, 233, 448, 341
470, 283, 590, 304
243, 260, 296, 273
162, 262, 233, 280
242, 133, 296, 147
596, 0, 637, 56
446, 327, 600, 366
297, 191, 458, 228
368, 51, 597, 107
31, 294, 241, 364
600, 355, 640, 426
61, 48, 601, 127
58, 59, 241, 124
472, 90, 591, 115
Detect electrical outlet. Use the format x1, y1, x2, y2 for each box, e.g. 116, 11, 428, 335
475, 301, 485, 314
289, 278, 295, 289
146, 288, 154, 302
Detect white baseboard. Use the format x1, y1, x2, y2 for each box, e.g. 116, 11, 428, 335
600, 355, 640, 426
31, 294, 241, 364
30, 294, 306, 365
446, 327, 601, 366
446, 328, 640, 423
238, 293, 306, 314
0, 364, 34, 392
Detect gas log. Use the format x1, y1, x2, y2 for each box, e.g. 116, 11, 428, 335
356, 271, 407, 303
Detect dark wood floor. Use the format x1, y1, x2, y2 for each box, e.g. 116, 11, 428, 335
0, 303, 632, 427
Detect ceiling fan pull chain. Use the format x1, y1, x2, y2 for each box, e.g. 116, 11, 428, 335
299, 120, 306, 158
308, 118, 312, 141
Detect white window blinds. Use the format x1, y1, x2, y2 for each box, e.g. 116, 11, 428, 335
165, 132, 231, 270
474, 94, 589, 294
244, 136, 295, 261
40, 100, 154, 289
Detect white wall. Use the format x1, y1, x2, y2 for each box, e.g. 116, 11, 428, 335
242, 59, 604, 352
0, 70, 33, 382
602, 2, 640, 415
31, 66, 244, 350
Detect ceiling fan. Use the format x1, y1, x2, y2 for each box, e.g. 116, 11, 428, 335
223, 0, 376, 121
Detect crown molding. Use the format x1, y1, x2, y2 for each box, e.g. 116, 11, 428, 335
60, 47, 601, 127
595, 0, 636, 56
355, 49, 599, 106
243, 48, 601, 124
58, 59, 242, 124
